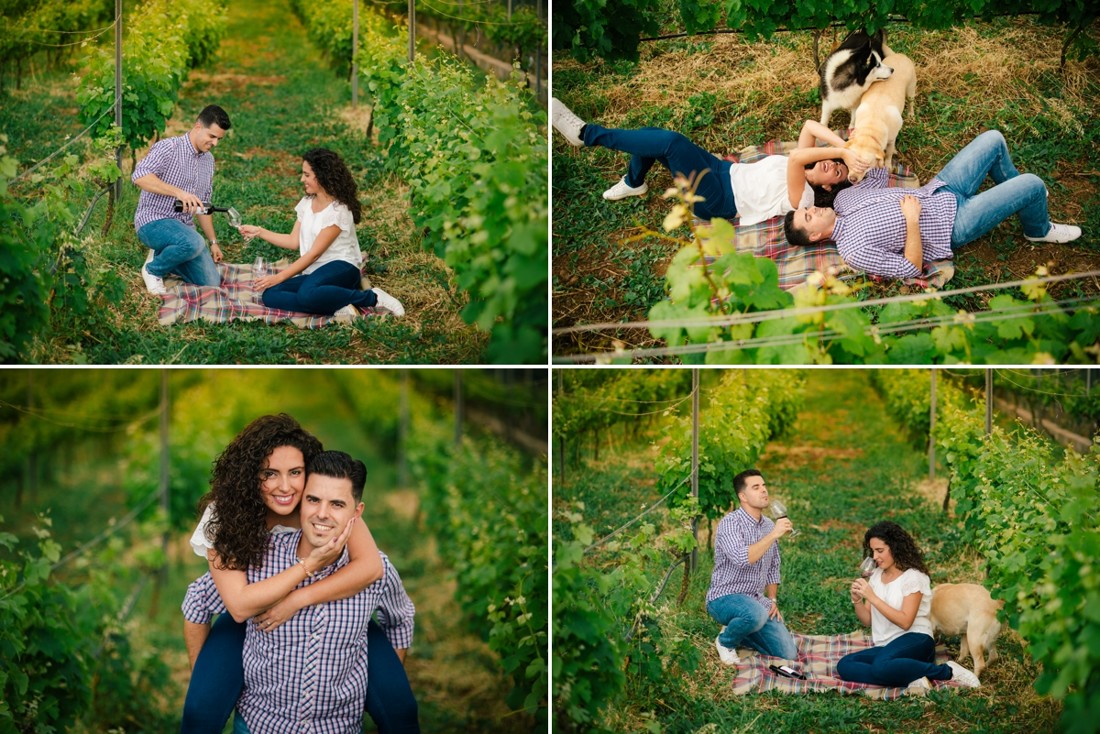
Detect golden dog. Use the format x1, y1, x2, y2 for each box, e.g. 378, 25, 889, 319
845, 52, 916, 183
930, 583, 1003, 679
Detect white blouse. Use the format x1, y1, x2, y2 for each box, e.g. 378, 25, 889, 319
867, 567, 934, 645
728, 155, 815, 226
294, 197, 362, 274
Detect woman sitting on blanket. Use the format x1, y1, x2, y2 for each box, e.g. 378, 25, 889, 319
238, 148, 405, 317
552, 98, 869, 224
837, 521, 981, 690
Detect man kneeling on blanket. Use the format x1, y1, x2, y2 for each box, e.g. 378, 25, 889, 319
783, 130, 1081, 279
706, 469, 798, 665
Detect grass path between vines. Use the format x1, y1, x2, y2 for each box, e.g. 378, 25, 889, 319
565, 370, 1061, 732
3, 0, 485, 363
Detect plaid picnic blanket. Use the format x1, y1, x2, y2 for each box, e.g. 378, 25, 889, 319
710, 139, 954, 291
729, 630, 966, 700
156, 261, 382, 327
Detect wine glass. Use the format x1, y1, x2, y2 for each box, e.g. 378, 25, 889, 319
769, 499, 799, 537
228, 207, 242, 228
859, 556, 877, 579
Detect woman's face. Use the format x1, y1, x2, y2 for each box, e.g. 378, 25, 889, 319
805, 159, 848, 189
868, 537, 895, 572
259, 445, 306, 518
300, 160, 324, 196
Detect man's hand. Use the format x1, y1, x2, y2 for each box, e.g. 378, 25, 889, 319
178, 191, 205, 214
771, 517, 794, 538
768, 600, 783, 620
210, 242, 223, 263
900, 194, 922, 222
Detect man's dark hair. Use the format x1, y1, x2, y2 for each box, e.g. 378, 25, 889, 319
197, 104, 232, 131
307, 450, 366, 502
733, 469, 763, 497
783, 210, 815, 248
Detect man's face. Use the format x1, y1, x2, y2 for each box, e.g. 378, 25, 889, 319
738, 474, 769, 511
299, 473, 363, 550
191, 122, 227, 153
792, 205, 837, 243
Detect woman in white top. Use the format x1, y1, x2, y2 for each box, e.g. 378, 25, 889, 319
238, 148, 405, 317
552, 98, 869, 223
837, 521, 981, 689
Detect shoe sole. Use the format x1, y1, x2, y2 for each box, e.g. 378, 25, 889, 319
603, 186, 648, 201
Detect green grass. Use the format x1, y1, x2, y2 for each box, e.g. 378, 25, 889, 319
554, 369, 1062, 732
0, 0, 489, 364
552, 18, 1100, 359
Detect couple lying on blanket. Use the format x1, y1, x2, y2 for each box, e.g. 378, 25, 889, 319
705, 470, 982, 692
552, 99, 1081, 281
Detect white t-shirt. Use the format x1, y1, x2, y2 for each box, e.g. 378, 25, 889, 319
728, 155, 815, 226
867, 567, 934, 645
189, 503, 297, 558
295, 198, 362, 275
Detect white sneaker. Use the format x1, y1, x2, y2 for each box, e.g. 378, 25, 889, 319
551, 97, 586, 147
715, 636, 740, 666
371, 288, 405, 317
907, 676, 931, 691
603, 177, 648, 201
1025, 222, 1081, 243
333, 304, 358, 322
141, 262, 167, 295
947, 660, 981, 688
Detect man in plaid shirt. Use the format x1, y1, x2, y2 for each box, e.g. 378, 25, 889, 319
707, 469, 798, 666
183, 451, 415, 734
783, 130, 1081, 278
133, 104, 231, 294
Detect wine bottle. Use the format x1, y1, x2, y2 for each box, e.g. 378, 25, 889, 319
173, 200, 232, 215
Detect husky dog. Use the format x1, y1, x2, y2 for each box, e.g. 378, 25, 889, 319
819, 30, 894, 127
930, 583, 1003, 679
846, 51, 916, 182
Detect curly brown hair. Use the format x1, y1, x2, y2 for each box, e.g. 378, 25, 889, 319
304, 148, 362, 224
198, 414, 323, 570
863, 520, 930, 575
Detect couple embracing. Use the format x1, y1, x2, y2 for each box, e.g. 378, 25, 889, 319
707, 469, 980, 689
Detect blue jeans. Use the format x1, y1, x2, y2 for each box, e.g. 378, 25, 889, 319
582, 124, 736, 221
836, 632, 953, 686
261, 260, 376, 315
183, 615, 419, 734
936, 130, 1051, 246
706, 594, 798, 659
137, 218, 221, 286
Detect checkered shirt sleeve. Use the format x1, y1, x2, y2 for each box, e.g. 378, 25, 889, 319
833, 169, 957, 278
375, 552, 415, 650
181, 571, 227, 624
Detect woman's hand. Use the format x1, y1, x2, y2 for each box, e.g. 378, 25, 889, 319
842, 149, 871, 178
849, 579, 863, 604
304, 516, 358, 571
238, 224, 262, 243
254, 593, 303, 632
254, 272, 283, 291
852, 578, 876, 602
